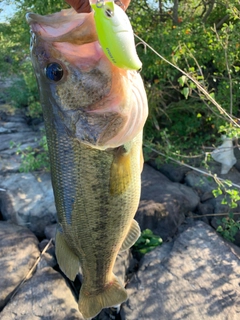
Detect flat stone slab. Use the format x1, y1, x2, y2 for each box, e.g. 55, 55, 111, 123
0, 172, 56, 237
0, 266, 84, 320
0, 221, 39, 310
121, 221, 240, 320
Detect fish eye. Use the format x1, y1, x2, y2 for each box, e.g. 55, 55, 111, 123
105, 9, 113, 18
45, 63, 63, 81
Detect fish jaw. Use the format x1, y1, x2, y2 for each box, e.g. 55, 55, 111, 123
26, 9, 98, 45
27, 9, 148, 150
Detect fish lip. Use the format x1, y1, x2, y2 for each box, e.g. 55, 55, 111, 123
26, 9, 79, 25
26, 9, 97, 45
26, 12, 40, 24
26, 12, 33, 24
25, 8, 87, 27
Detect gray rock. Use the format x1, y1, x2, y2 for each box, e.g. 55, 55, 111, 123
235, 158, 240, 173
37, 240, 57, 270
0, 119, 32, 133
0, 267, 84, 320
0, 109, 42, 173
0, 172, 56, 237
185, 168, 240, 214
188, 163, 240, 190
136, 165, 200, 240
0, 154, 22, 173
114, 250, 135, 285
201, 190, 214, 202
185, 170, 216, 195
214, 164, 240, 185
0, 221, 39, 310
153, 162, 189, 183
44, 223, 57, 240
121, 221, 240, 320
0, 139, 42, 173
197, 202, 214, 216
234, 145, 240, 172
0, 132, 40, 152
39, 239, 53, 252
178, 183, 199, 211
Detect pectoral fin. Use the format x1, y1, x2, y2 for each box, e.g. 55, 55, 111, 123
110, 146, 132, 195
55, 228, 79, 281
120, 219, 141, 252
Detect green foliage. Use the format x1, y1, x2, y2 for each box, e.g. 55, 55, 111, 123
10, 134, 50, 172
213, 179, 240, 210
216, 213, 240, 242
213, 179, 240, 242
128, 0, 240, 159
133, 229, 163, 255
218, 123, 240, 139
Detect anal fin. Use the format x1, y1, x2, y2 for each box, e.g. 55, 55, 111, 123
55, 228, 79, 281
120, 219, 141, 252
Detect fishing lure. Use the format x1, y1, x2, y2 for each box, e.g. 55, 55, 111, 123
90, 0, 142, 70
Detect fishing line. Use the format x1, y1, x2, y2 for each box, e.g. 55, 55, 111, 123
134, 33, 240, 128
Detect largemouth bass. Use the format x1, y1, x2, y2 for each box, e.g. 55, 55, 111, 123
26, 6, 148, 319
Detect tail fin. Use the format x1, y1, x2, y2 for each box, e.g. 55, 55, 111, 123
78, 274, 128, 319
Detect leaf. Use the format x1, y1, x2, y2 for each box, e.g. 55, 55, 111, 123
230, 226, 239, 236
212, 188, 222, 198
234, 66, 240, 72
230, 202, 238, 209
221, 198, 227, 205
178, 75, 187, 87
133, 229, 163, 254
209, 92, 215, 100
224, 180, 233, 187
181, 87, 189, 99
217, 225, 223, 232
189, 82, 196, 89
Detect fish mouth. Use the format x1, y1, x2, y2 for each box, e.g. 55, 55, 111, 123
26, 9, 98, 45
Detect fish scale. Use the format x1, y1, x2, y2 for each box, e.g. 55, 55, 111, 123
47, 115, 142, 286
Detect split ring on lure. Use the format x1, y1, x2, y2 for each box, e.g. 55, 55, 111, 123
90, 0, 142, 70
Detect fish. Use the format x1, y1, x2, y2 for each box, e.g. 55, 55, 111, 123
90, 0, 142, 70
26, 6, 148, 319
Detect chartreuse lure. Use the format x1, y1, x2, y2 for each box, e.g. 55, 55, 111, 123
90, 0, 142, 70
